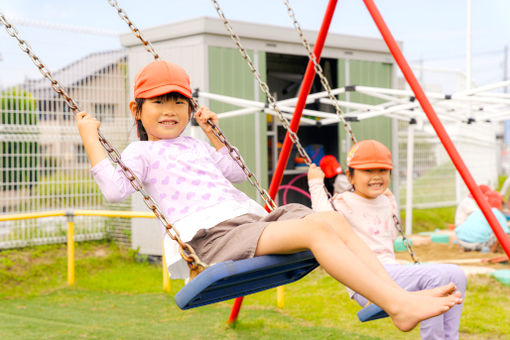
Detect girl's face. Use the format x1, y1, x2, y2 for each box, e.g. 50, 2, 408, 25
348, 168, 390, 199
130, 95, 190, 141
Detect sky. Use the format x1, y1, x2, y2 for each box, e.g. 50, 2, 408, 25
0, 0, 509, 92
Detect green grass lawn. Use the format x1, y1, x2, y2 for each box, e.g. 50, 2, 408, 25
1, 241, 510, 339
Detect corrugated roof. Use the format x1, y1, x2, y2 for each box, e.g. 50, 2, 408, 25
23, 49, 127, 93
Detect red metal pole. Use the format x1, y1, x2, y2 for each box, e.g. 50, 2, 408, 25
227, 296, 244, 325
362, 0, 510, 257
227, 0, 338, 326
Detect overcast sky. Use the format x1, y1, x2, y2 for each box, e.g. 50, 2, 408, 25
1, 0, 509, 92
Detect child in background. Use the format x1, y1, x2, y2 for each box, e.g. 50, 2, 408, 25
308, 139, 466, 340
319, 155, 351, 194
455, 184, 492, 226
455, 190, 509, 252
76, 60, 462, 332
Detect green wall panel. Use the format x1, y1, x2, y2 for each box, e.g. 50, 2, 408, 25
208, 46, 267, 200
337, 59, 393, 167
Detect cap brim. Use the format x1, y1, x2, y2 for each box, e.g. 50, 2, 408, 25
349, 162, 393, 170
136, 84, 192, 99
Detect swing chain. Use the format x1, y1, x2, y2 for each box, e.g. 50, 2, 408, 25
208, 122, 278, 212
283, 0, 357, 145
393, 214, 420, 264
0, 13, 207, 274
284, 1, 422, 263
106, 0, 160, 60
212, 0, 341, 206
211, 0, 312, 168
0, 14, 81, 113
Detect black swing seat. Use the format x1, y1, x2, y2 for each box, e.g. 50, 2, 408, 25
174, 251, 318, 309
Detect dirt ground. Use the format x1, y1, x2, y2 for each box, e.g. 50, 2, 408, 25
394, 236, 509, 271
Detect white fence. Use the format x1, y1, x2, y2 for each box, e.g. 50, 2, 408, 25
397, 119, 499, 210
0, 49, 133, 249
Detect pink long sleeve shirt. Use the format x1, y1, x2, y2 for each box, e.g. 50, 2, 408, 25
309, 178, 399, 298
308, 178, 398, 265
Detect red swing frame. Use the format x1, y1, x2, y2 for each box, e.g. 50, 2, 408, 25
228, 0, 510, 324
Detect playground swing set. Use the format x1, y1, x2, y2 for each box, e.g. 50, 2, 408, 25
2, 0, 510, 327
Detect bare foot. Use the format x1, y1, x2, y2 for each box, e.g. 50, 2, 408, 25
388, 292, 463, 332
412, 282, 457, 297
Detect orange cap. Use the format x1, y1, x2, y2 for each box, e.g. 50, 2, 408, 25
468, 185, 493, 199
346, 140, 392, 170
319, 155, 343, 178
486, 190, 504, 210
134, 60, 192, 99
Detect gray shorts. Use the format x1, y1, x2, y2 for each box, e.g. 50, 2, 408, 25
187, 203, 312, 265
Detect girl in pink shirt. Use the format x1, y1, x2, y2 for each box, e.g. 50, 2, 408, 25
76, 60, 462, 332
309, 140, 466, 340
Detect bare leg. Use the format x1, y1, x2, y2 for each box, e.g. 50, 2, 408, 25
315, 211, 403, 290
312, 212, 458, 297
256, 213, 462, 332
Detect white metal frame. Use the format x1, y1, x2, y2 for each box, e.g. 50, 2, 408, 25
198, 81, 510, 234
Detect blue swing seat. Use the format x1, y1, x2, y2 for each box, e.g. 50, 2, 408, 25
357, 303, 388, 322
174, 250, 389, 323
175, 251, 318, 309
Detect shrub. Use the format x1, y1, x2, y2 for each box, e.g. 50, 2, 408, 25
1, 89, 38, 190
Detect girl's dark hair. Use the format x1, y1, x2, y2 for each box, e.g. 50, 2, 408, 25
134, 92, 196, 141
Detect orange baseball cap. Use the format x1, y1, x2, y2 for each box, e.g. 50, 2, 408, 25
346, 140, 393, 170
133, 60, 192, 99
320, 155, 343, 178
486, 190, 504, 210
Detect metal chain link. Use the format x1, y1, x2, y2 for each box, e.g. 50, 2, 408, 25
393, 214, 420, 263
283, 0, 357, 145
284, 0, 422, 262
0, 12, 207, 273
212, 0, 339, 205
209, 124, 278, 211
106, 0, 160, 60
211, 0, 312, 169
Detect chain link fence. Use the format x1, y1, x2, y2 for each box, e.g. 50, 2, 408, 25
0, 48, 133, 249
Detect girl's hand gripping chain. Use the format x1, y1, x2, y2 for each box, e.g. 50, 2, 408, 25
76, 111, 100, 139
75, 111, 106, 167
307, 164, 325, 181
194, 106, 224, 150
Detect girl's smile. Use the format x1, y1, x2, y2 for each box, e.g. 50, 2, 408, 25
349, 168, 391, 199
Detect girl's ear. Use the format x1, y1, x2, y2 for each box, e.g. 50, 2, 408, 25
345, 169, 353, 183
129, 100, 140, 120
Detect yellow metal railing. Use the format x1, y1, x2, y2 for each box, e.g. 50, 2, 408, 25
0, 210, 171, 290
